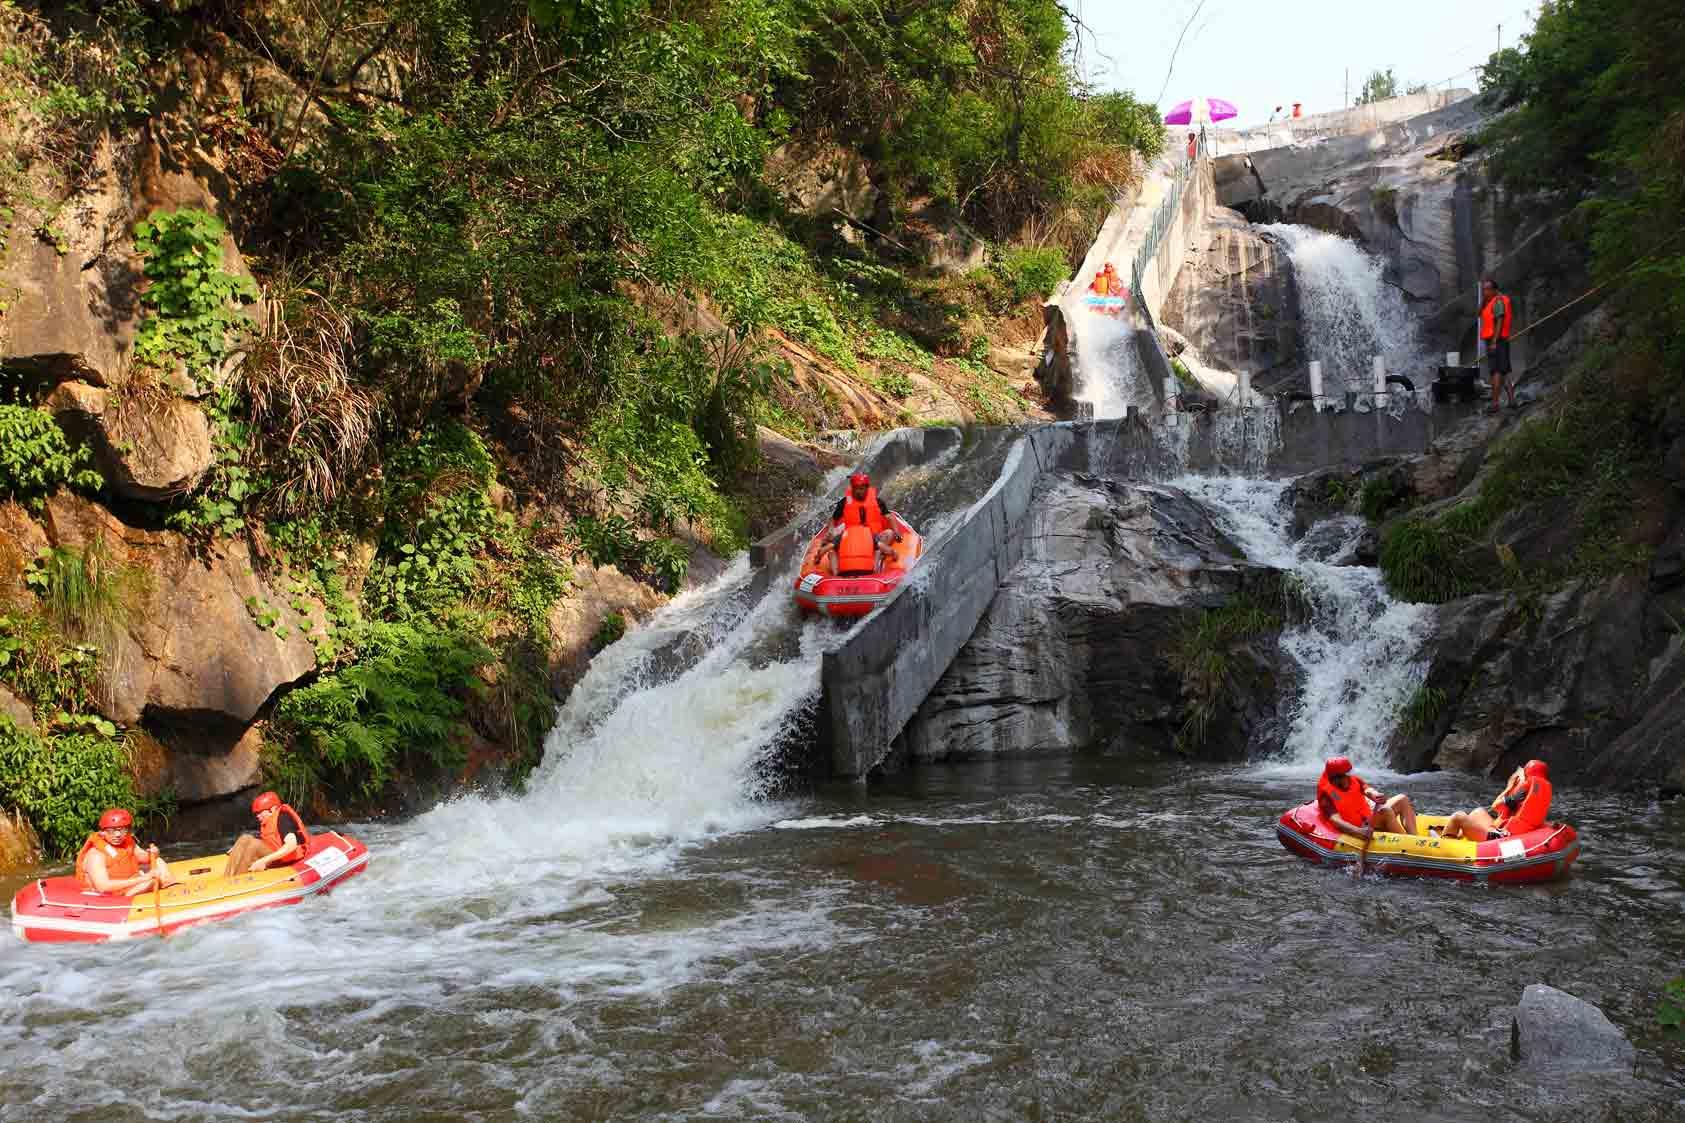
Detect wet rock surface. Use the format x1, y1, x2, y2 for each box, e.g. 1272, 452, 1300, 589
1512, 985, 1635, 1073
1162, 207, 1299, 387
899, 472, 1287, 763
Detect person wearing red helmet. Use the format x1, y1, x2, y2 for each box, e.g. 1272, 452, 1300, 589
818, 471, 904, 576
75, 808, 178, 896
1438, 759, 1553, 840
223, 790, 312, 877
1315, 756, 1418, 840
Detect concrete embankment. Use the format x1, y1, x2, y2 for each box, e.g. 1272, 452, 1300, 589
808, 396, 1474, 779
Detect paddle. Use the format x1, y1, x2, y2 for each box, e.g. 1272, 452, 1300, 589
151, 873, 167, 940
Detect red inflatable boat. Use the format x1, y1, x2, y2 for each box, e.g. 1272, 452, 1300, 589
793, 512, 923, 618
1276, 802, 1580, 884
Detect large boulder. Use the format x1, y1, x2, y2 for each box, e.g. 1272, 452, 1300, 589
899, 473, 1288, 762
44, 383, 214, 500
39, 493, 317, 750
545, 561, 667, 702
763, 139, 880, 226
1162, 207, 1300, 388
1512, 985, 1635, 1073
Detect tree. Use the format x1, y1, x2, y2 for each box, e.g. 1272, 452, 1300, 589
1356, 68, 1398, 106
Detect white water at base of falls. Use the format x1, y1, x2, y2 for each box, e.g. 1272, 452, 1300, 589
1259, 224, 1429, 394
1174, 475, 1433, 778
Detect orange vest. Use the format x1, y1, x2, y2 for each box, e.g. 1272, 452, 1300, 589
836, 524, 878, 575
1317, 774, 1371, 828
1480, 293, 1512, 341
261, 804, 311, 864
840, 489, 888, 535
75, 834, 148, 890
1090, 274, 1110, 296
1497, 777, 1551, 834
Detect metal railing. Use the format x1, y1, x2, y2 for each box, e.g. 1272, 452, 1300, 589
1130, 130, 1208, 329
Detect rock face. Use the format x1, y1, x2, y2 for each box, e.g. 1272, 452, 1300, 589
38, 494, 318, 750
45, 382, 214, 500
763, 139, 881, 226
899, 473, 1288, 762
1162, 207, 1299, 389
1512, 985, 1635, 1073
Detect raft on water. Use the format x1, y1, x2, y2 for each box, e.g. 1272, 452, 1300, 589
1276, 802, 1580, 884
10, 830, 369, 943
793, 513, 922, 618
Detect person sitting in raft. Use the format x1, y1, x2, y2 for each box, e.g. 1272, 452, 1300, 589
1437, 759, 1552, 840
1316, 756, 1418, 839
76, 808, 178, 896
818, 471, 904, 576
224, 790, 310, 877
1088, 264, 1114, 296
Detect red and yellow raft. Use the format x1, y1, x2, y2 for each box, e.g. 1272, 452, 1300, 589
10, 830, 369, 943
1277, 802, 1579, 884
793, 513, 923, 618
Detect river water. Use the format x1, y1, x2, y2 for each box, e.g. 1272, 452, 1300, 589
4, 452, 1683, 1120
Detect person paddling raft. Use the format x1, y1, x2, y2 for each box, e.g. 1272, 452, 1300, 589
76, 808, 178, 896
1437, 759, 1552, 840
1315, 756, 1418, 840
224, 790, 310, 877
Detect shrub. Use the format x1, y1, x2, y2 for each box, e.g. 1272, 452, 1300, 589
0, 719, 144, 858
132, 209, 259, 373
0, 405, 102, 508
592, 611, 626, 651
994, 245, 1069, 303
1170, 588, 1283, 752
267, 619, 494, 804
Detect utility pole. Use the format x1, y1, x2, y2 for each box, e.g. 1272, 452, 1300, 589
1497, 23, 1502, 53
1344, 67, 1349, 108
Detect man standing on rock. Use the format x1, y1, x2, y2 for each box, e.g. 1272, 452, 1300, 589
1480, 277, 1517, 412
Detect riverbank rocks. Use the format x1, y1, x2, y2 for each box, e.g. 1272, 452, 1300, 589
1512, 985, 1635, 1073
45, 383, 215, 500
0, 806, 42, 871
898, 473, 1288, 763
38, 493, 317, 749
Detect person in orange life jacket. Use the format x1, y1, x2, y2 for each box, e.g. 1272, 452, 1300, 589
1480, 276, 1516, 413
1437, 759, 1552, 840
224, 790, 309, 877
1089, 262, 1122, 297
819, 471, 903, 575
1315, 756, 1419, 839
1186, 131, 1198, 161
75, 808, 178, 896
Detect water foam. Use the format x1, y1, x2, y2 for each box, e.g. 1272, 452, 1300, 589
1174, 475, 1432, 775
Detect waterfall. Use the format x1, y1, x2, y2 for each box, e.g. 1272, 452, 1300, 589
1070, 305, 1147, 420
1260, 224, 1428, 394
1174, 475, 1432, 773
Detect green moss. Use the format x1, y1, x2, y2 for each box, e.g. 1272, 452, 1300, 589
1397, 684, 1447, 737
1170, 585, 1284, 753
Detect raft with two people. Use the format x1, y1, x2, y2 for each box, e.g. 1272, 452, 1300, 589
11, 793, 369, 943
1277, 757, 1580, 884
794, 470, 923, 618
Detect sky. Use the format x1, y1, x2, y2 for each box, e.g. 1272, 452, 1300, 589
1071, 0, 1540, 128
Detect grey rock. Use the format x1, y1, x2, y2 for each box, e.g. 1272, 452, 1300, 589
1162, 207, 1299, 387
1512, 985, 1635, 1073
900, 473, 1286, 762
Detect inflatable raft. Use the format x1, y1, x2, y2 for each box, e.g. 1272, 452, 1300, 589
1083, 293, 1128, 315
1276, 802, 1579, 884
10, 829, 369, 943
794, 513, 922, 618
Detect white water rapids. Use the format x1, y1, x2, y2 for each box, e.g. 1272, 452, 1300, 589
1175, 475, 1433, 775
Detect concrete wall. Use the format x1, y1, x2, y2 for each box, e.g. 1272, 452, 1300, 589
1212, 90, 1472, 154
819, 399, 1473, 778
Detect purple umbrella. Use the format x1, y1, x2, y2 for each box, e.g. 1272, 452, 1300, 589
1163, 97, 1238, 125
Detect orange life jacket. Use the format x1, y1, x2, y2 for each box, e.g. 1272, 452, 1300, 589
836, 524, 878, 575
75, 833, 149, 890
1090, 274, 1110, 296
1316, 774, 1371, 828
1480, 293, 1512, 341
260, 803, 310, 864
840, 488, 889, 536
1497, 777, 1551, 834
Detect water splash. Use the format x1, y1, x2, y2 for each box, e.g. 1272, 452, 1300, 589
1174, 475, 1432, 776
1069, 307, 1147, 420
1260, 224, 1428, 394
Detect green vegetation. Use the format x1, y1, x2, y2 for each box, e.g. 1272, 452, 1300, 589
1397, 684, 1447, 737
1170, 587, 1284, 753
1356, 68, 1400, 106
1359, 475, 1403, 523
1662, 977, 1685, 1039
592, 612, 627, 652
0, 717, 150, 858
0, 404, 102, 508
1379, 345, 1656, 603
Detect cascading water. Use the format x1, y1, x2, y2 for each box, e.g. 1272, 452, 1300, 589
1260, 224, 1429, 395
1174, 474, 1433, 773
1067, 305, 1147, 420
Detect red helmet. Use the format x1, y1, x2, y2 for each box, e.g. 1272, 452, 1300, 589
98, 808, 133, 830
251, 790, 282, 814
849, 472, 870, 488
1323, 756, 1353, 777
1523, 759, 1548, 780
